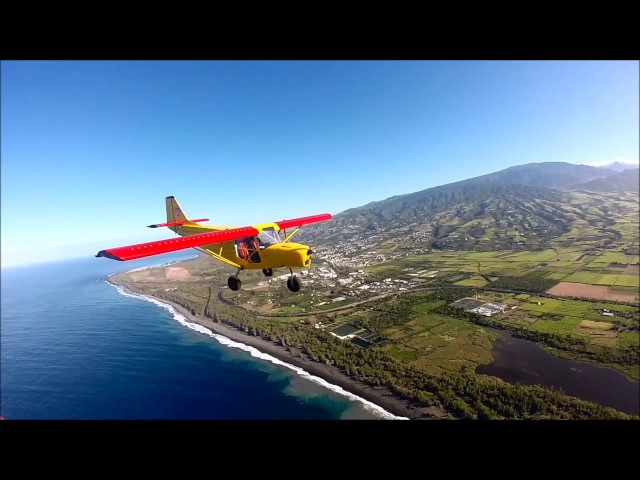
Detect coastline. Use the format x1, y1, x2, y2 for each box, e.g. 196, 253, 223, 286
107, 279, 442, 420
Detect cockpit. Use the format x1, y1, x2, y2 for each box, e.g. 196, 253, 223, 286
256, 227, 281, 247
234, 227, 281, 264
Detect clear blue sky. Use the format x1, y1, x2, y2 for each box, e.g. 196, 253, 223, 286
2, 60, 638, 267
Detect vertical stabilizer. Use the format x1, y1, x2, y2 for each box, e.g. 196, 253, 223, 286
165, 196, 194, 233
166, 196, 189, 223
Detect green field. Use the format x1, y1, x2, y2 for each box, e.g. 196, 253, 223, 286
377, 239, 399, 251
498, 296, 638, 341
579, 320, 613, 330
528, 316, 584, 334
552, 300, 592, 317
545, 272, 568, 280
518, 298, 563, 314
563, 272, 621, 285
502, 250, 558, 262
591, 251, 630, 264
459, 264, 482, 273
587, 302, 638, 313
614, 275, 640, 287
362, 263, 404, 275
618, 332, 640, 349
461, 252, 504, 260
613, 221, 640, 242
418, 250, 591, 278
277, 305, 307, 314
413, 299, 446, 315
384, 345, 418, 361
455, 277, 488, 287
379, 302, 497, 376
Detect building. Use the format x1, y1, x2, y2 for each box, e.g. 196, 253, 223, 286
329, 324, 360, 340
468, 301, 509, 317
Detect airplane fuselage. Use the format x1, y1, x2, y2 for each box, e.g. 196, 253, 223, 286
202, 240, 311, 270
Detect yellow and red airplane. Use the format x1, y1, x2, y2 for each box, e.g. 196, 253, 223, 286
96, 196, 332, 292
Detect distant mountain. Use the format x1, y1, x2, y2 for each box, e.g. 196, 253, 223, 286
305, 182, 576, 249
339, 162, 615, 216
300, 162, 634, 252
570, 168, 640, 193
330, 162, 618, 223
593, 161, 639, 173
465, 162, 617, 189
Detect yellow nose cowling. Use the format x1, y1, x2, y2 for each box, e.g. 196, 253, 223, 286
279, 243, 312, 268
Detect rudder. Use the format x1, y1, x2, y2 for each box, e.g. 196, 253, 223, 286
165, 196, 200, 234
161, 196, 232, 234
166, 196, 189, 225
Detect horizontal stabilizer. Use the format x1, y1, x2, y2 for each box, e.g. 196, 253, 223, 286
147, 218, 209, 228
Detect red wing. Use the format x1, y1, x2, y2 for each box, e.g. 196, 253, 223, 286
96, 226, 259, 261
275, 213, 332, 230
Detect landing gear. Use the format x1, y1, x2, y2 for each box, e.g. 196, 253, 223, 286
287, 275, 302, 292
228, 276, 242, 291
262, 268, 273, 277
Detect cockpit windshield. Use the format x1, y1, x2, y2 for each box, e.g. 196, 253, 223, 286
256, 227, 281, 247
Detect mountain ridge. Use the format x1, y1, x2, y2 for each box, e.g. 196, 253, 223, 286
342, 162, 618, 215
299, 162, 637, 253
569, 168, 639, 193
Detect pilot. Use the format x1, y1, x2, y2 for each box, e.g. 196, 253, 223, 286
237, 241, 249, 261
249, 238, 261, 263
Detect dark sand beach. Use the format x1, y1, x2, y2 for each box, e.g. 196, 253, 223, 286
108, 279, 446, 420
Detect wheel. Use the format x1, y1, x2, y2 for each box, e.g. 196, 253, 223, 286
228, 276, 241, 291
286, 275, 302, 292
262, 268, 273, 277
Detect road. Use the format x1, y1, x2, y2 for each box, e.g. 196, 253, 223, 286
217, 283, 627, 318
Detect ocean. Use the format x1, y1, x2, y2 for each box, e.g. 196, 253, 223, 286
1, 254, 398, 420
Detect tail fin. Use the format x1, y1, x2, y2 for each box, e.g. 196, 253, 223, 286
159, 196, 232, 234
166, 196, 190, 225
147, 197, 208, 229
164, 196, 201, 234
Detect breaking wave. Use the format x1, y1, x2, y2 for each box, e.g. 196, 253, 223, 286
107, 281, 408, 420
